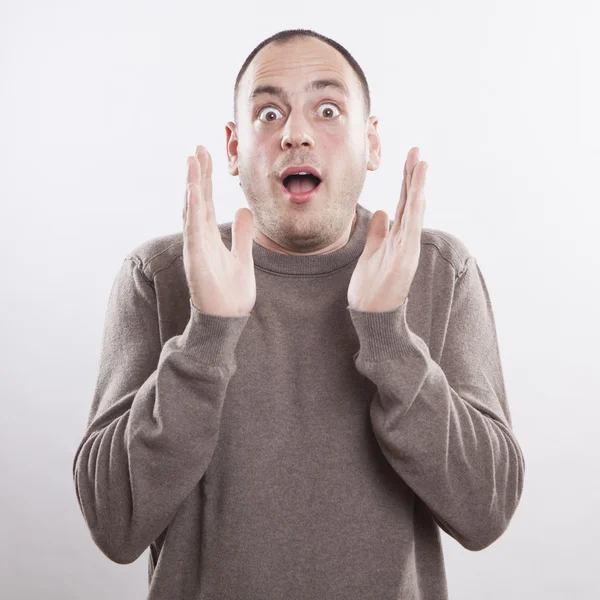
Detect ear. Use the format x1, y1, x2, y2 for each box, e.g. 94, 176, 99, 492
366, 116, 381, 172
226, 121, 239, 176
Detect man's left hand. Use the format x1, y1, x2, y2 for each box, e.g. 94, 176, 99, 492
348, 147, 428, 312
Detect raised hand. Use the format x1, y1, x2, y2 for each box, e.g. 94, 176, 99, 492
183, 145, 256, 317
347, 147, 428, 312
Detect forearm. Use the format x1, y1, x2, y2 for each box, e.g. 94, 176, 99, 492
348, 290, 525, 551
73, 258, 249, 564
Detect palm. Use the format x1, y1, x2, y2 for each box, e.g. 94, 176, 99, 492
347, 228, 418, 311
184, 145, 256, 317
348, 147, 427, 313
184, 223, 256, 316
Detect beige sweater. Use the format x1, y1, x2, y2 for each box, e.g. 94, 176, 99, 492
72, 202, 525, 599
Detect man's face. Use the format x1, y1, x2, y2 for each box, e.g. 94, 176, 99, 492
226, 37, 381, 252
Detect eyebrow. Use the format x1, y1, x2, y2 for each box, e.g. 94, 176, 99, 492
249, 78, 350, 104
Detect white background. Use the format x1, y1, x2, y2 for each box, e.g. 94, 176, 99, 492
1, 0, 598, 598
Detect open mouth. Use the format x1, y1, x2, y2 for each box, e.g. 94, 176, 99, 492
280, 173, 322, 202
282, 173, 322, 193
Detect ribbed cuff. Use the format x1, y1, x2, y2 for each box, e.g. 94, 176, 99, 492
347, 298, 423, 362
177, 298, 251, 365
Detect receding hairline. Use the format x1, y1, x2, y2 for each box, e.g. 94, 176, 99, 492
234, 36, 369, 121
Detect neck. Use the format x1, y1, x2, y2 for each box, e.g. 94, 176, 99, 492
253, 209, 358, 256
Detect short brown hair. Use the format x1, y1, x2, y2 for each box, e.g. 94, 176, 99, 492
233, 29, 371, 123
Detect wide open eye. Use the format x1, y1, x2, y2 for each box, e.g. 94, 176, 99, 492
318, 103, 341, 119
258, 106, 283, 122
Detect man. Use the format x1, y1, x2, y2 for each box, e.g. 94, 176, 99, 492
73, 28, 525, 600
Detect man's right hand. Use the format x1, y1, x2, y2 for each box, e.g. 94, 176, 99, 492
183, 145, 256, 318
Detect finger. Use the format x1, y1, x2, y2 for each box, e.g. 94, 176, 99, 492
401, 162, 427, 241
182, 185, 187, 221
400, 147, 421, 229
185, 151, 211, 240
195, 146, 217, 230
185, 182, 203, 243
393, 158, 408, 229
363, 210, 389, 258
183, 155, 200, 222
393, 149, 416, 234
231, 207, 255, 266
406, 147, 419, 190
418, 162, 428, 222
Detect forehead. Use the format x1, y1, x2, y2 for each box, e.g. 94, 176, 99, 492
241, 37, 359, 103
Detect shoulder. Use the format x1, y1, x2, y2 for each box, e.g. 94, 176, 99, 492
419, 227, 473, 278
385, 207, 473, 276
123, 221, 234, 282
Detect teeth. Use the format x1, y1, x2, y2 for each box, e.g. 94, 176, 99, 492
282, 170, 320, 181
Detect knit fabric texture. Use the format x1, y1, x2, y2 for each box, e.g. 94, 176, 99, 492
72, 202, 525, 599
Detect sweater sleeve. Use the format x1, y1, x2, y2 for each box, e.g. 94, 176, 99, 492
72, 257, 250, 564
347, 256, 525, 552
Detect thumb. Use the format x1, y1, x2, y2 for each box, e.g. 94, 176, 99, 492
231, 207, 255, 265
362, 210, 389, 258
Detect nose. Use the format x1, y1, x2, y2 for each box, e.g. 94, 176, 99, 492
280, 111, 315, 150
